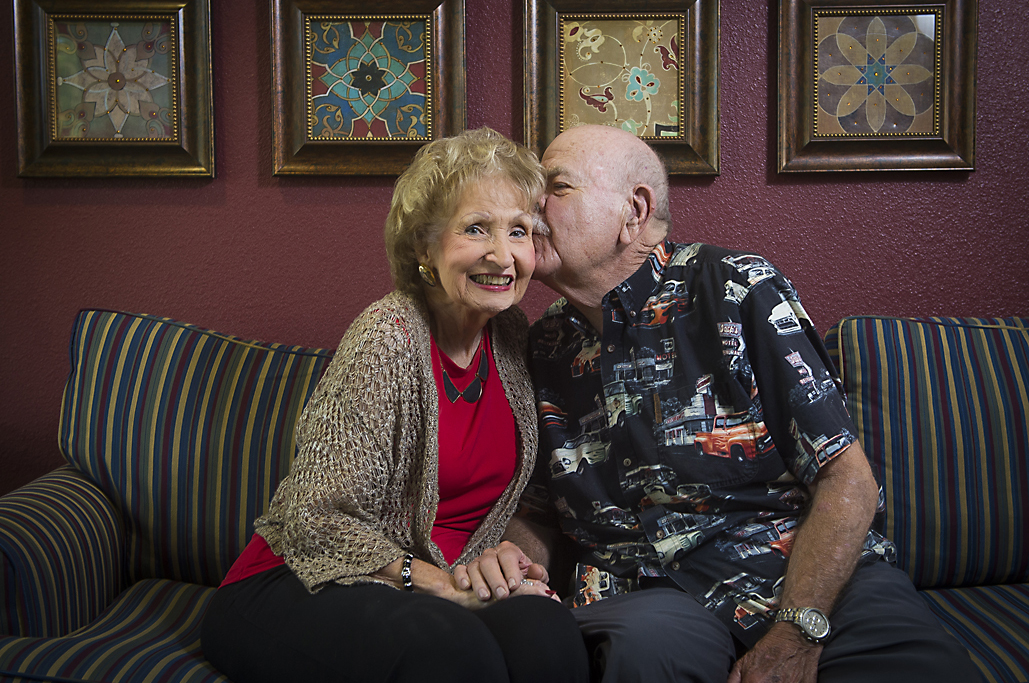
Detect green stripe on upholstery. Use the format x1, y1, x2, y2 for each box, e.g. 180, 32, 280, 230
0, 579, 227, 683
824, 317, 1029, 589
920, 583, 1029, 683
0, 467, 124, 638
57, 310, 334, 588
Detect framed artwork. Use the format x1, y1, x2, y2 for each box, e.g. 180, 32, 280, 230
524, 0, 719, 175
779, 0, 977, 172
272, 0, 466, 175
14, 0, 214, 177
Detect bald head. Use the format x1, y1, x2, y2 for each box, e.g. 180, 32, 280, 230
552, 125, 671, 227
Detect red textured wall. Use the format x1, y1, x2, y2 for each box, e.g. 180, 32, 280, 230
2, 0, 1027, 495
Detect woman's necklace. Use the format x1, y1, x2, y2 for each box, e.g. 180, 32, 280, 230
441, 341, 489, 403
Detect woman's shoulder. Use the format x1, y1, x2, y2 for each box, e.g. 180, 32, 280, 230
343, 291, 431, 349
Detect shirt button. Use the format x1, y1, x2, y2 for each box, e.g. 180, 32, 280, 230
671, 562, 680, 571
629, 310, 636, 318
607, 344, 615, 353
623, 458, 632, 466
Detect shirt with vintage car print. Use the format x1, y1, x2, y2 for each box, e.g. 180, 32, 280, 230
525, 241, 895, 647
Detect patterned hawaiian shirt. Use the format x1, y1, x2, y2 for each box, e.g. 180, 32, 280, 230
525, 241, 894, 647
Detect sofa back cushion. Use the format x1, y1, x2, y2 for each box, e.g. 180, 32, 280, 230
825, 316, 1029, 589
58, 310, 334, 587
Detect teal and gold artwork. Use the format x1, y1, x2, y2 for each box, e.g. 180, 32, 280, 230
308, 18, 432, 141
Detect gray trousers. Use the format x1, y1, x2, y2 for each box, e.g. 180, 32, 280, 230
571, 561, 983, 683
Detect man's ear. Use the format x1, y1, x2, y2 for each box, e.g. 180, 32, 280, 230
618, 183, 656, 245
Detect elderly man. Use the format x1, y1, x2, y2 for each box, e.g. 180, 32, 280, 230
457, 124, 980, 683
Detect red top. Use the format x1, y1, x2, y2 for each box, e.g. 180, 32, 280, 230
430, 330, 517, 564
220, 327, 518, 586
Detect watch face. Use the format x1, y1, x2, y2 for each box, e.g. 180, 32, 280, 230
801, 609, 830, 639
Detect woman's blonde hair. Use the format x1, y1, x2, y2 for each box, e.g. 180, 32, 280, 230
384, 127, 545, 296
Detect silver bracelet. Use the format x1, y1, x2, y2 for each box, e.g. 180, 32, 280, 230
401, 553, 414, 591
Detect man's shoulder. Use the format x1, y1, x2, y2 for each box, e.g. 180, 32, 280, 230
664, 242, 787, 297
529, 297, 571, 332
664, 242, 779, 272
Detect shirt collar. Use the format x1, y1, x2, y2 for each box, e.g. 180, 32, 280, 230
606, 240, 677, 316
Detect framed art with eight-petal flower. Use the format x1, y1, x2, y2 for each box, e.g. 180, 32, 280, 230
779, 0, 977, 172
14, 0, 214, 177
525, 0, 719, 175
272, 0, 465, 175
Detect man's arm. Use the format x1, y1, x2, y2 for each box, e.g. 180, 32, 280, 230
501, 515, 561, 570
728, 441, 879, 683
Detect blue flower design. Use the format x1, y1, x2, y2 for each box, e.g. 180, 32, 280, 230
626, 67, 659, 101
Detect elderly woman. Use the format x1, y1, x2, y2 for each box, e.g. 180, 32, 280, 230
200, 128, 588, 683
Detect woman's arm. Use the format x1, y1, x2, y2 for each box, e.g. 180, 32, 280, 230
257, 300, 433, 590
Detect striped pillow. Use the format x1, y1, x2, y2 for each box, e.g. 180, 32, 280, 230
58, 310, 334, 588
825, 317, 1029, 589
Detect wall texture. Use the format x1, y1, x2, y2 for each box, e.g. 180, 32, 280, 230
2, 0, 1026, 495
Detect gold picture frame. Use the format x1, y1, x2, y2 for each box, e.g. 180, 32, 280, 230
14, 0, 214, 177
272, 0, 466, 175
778, 0, 977, 172
525, 0, 719, 175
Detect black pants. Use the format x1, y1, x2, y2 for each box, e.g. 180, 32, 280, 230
571, 562, 984, 683
201, 565, 589, 683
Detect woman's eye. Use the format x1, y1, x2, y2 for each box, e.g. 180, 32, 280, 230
465, 224, 485, 235
511, 226, 528, 238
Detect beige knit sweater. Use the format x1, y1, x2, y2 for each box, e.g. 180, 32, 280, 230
255, 291, 538, 592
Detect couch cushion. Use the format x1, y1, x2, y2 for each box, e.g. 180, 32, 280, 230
58, 310, 334, 588
0, 579, 226, 683
825, 317, 1029, 589
920, 583, 1029, 683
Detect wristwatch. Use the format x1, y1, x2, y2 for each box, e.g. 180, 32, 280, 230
774, 607, 831, 643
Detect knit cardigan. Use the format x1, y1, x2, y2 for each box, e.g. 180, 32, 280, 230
255, 291, 539, 592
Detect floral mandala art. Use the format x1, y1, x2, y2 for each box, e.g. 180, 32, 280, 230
815, 12, 939, 136
559, 16, 682, 139
308, 18, 431, 141
51, 19, 175, 140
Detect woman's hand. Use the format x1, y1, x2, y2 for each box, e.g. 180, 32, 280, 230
454, 540, 552, 602
371, 552, 555, 611
509, 577, 559, 601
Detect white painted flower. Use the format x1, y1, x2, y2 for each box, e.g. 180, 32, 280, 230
58, 25, 169, 137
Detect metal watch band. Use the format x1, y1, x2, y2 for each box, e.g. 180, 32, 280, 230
401, 553, 414, 591
775, 606, 831, 643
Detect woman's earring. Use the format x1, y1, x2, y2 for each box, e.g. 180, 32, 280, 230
418, 264, 437, 287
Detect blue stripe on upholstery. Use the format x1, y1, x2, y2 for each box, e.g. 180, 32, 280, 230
0, 467, 124, 638
825, 317, 1029, 589
920, 583, 1029, 683
0, 579, 227, 683
57, 310, 334, 588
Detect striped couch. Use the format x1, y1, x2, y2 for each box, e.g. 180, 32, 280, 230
0, 310, 333, 683
825, 316, 1029, 683
1, 312, 1026, 683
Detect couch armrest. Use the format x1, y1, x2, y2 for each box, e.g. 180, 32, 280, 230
0, 466, 125, 637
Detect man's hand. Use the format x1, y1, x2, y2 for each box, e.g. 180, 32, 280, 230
727, 623, 821, 683
454, 540, 550, 601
